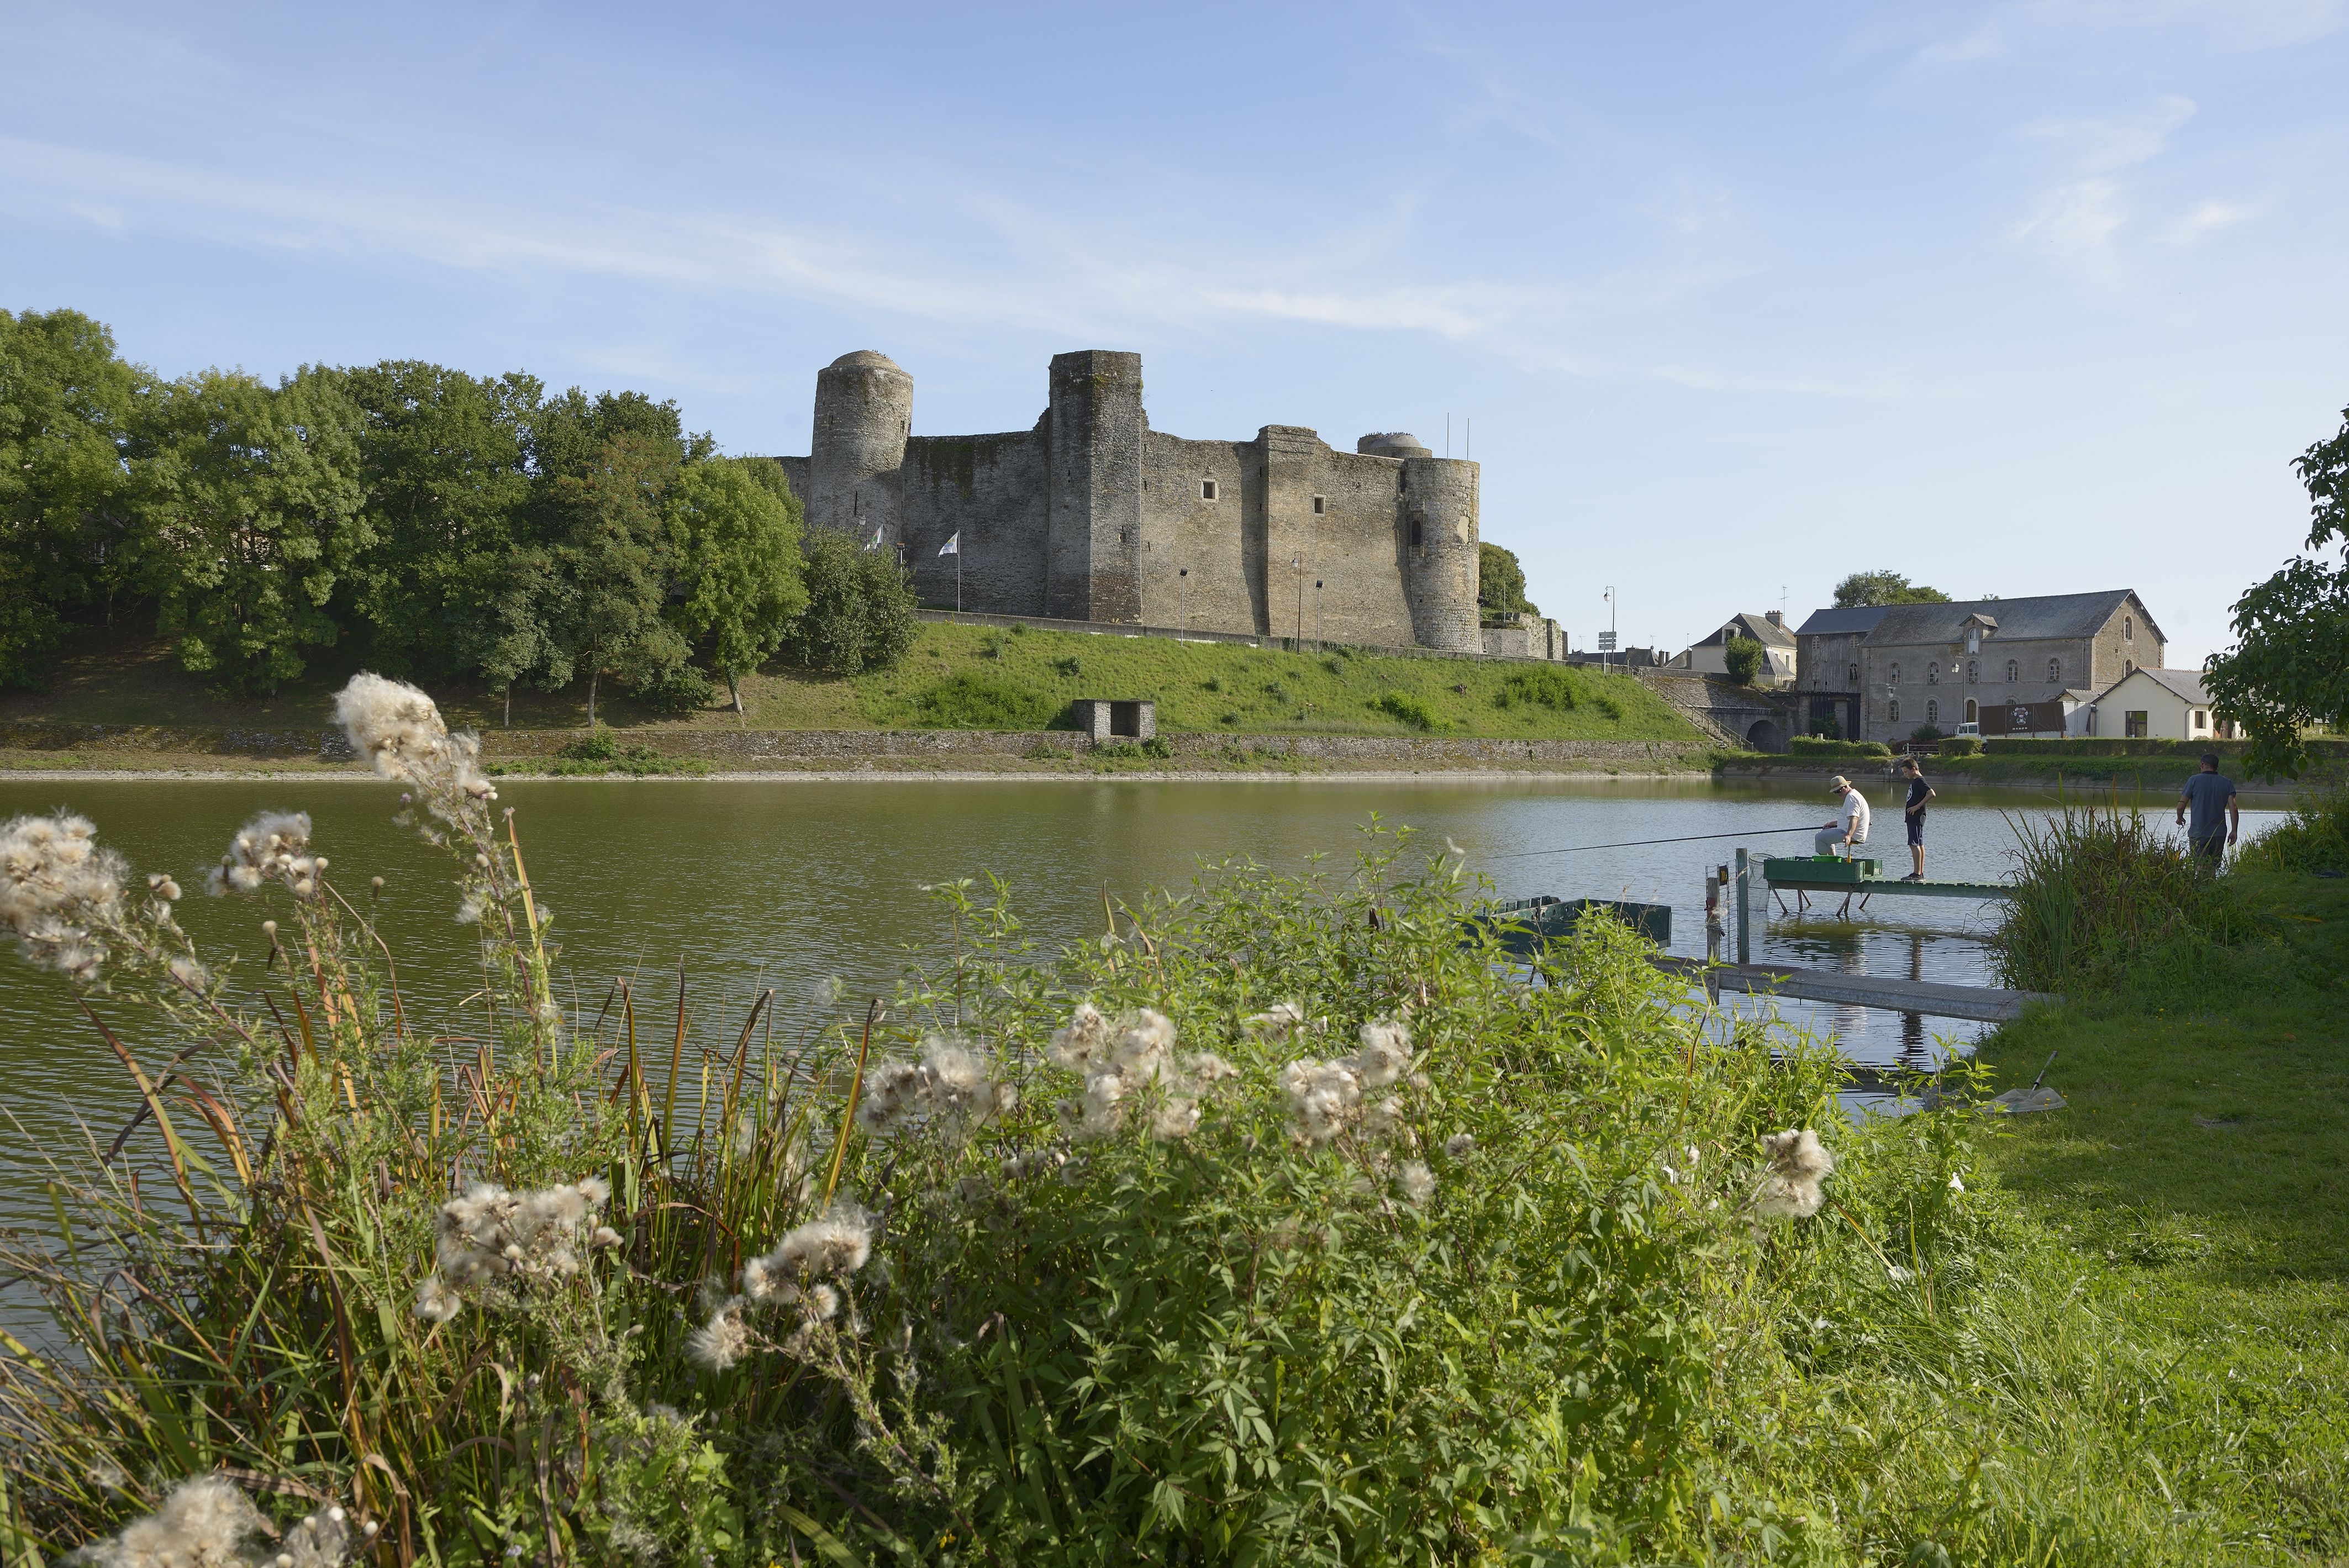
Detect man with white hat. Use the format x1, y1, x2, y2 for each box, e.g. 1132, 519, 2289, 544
1817, 775, 1871, 859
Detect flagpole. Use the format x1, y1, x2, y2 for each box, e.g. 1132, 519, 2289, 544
957, 548, 962, 614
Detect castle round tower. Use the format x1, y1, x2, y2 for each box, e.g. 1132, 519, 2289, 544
808, 350, 913, 543
1400, 456, 1480, 653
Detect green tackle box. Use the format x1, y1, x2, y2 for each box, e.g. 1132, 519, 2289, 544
1763, 855, 1882, 884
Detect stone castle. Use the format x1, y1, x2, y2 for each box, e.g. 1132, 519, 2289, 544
770, 350, 1484, 651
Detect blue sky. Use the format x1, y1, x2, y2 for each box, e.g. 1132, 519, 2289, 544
4, 1, 2345, 665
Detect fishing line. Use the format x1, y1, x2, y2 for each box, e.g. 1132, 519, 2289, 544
1471, 825, 1824, 861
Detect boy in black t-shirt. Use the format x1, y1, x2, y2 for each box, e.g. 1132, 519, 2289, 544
1900, 757, 1935, 881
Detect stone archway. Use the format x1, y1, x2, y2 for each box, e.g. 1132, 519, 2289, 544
1745, 717, 1788, 753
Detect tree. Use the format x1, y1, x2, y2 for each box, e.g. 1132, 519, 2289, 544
788, 528, 917, 674
2203, 407, 2349, 777
546, 433, 694, 725
136, 367, 367, 696
1832, 571, 1950, 608
668, 457, 808, 713
1722, 635, 1767, 686
0, 309, 146, 686
339, 362, 541, 681
1478, 543, 1539, 616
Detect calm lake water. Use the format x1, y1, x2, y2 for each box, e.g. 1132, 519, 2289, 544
0, 773, 2283, 1254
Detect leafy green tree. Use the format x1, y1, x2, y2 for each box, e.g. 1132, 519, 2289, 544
547, 433, 695, 724
667, 457, 808, 713
2203, 407, 2349, 776
1832, 570, 1950, 607
788, 528, 917, 674
1723, 635, 1767, 685
338, 362, 541, 681
1477, 542, 1539, 615
136, 368, 367, 696
0, 309, 146, 686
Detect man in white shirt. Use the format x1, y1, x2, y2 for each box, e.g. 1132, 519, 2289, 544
1817, 775, 1871, 858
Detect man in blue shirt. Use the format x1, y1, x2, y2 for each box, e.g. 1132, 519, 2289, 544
2175, 753, 2239, 864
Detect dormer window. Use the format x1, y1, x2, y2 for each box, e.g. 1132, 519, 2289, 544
1200, 480, 1218, 501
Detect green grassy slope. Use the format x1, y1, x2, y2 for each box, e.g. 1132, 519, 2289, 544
1964, 866, 2349, 1549
0, 622, 1708, 744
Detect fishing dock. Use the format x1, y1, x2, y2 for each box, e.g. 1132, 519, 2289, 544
1648, 956, 2052, 1023
1758, 854, 2011, 916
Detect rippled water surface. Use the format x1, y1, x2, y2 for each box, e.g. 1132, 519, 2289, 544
0, 772, 2282, 1248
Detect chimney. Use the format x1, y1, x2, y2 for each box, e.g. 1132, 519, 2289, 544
1765, 610, 1784, 628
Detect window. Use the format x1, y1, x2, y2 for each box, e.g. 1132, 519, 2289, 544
2125, 710, 2148, 739
1312, 494, 1326, 515
2123, 616, 2134, 640
1889, 699, 1900, 723
1846, 662, 1858, 686
1926, 700, 1939, 724
2047, 658, 2060, 684
1927, 664, 1939, 686
1890, 662, 1902, 683
2125, 659, 2135, 675
1966, 698, 1978, 724
2193, 709, 2208, 730
2006, 659, 2019, 683
1200, 480, 1218, 501
1967, 660, 1978, 683
1409, 513, 1425, 549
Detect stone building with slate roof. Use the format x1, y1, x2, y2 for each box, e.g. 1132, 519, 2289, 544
1793, 590, 2164, 743
1668, 611, 1797, 685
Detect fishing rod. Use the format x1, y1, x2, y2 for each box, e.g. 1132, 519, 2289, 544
1474, 824, 1823, 861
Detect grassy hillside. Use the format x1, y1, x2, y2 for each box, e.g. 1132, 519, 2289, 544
0, 622, 1706, 744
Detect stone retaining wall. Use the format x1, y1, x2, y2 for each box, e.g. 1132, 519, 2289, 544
0, 721, 1704, 769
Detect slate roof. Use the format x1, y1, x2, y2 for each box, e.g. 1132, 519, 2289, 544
1865, 590, 2161, 649
1793, 606, 1892, 638
2095, 667, 2211, 707
1689, 612, 1796, 649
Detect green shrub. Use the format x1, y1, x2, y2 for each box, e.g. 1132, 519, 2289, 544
1789, 736, 1890, 759
1911, 723, 1943, 741
1493, 667, 1579, 712
1809, 713, 1841, 740
1592, 689, 1625, 720
787, 528, 918, 673
563, 724, 620, 761
1219, 709, 1241, 725
912, 671, 1060, 730
629, 661, 715, 713
1723, 635, 1767, 686
1369, 690, 1437, 730
1143, 735, 1174, 759
1203, 676, 1223, 693
1941, 735, 1982, 757
2238, 781, 2349, 874
1051, 655, 1082, 677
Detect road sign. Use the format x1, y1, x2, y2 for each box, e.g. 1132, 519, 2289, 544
1598, 632, 1618, 651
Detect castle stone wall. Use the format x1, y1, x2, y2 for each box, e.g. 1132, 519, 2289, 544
1402, 457, 1481, 652
902, 428, 1051, 614
1047, 351, 1145, 623
1139, 432, 1258, 635
808, 351, 913, 544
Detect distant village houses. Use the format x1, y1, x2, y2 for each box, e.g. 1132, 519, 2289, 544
1666, 612, 1796, 687
1792, 590, 2166, 743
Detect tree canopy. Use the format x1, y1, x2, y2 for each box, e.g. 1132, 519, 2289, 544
2203, 406, 2349, 777
0, 309, 920, 709
1477, 543, 1539, 616
1722, 635, 1767, 686
1831, 570, 1951, 608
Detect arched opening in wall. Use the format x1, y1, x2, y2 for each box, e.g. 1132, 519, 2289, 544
1965, 698, 1978, 724
1409, 515, 1424, 549
1745, 718, 1787, 753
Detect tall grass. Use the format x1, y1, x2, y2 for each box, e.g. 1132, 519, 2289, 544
1985, 792, 2245, 993
2237, 779, 2349, 874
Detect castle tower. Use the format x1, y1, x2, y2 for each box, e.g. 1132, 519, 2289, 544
808, 351, 913, 543
1045, 350, 1144, 623
1400, 456, 1479, 652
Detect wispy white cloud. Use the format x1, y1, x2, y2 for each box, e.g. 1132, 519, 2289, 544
2009, 176, 2129, 266
2004, 97, 2198, 272
2158, 198, 2259, 244
1914, 0, 2345, 69
2016, 95, 2196, 172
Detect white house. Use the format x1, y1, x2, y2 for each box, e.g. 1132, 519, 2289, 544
1669, 612, 1796, 686
2084, 667, 2236, 741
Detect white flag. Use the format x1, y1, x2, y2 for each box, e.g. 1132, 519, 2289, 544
939, 532, 960, 556
862, 527, 883, 551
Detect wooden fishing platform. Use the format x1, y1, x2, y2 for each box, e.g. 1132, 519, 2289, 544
1760, 854, 2011, 915
1650, 956, 2055, 1023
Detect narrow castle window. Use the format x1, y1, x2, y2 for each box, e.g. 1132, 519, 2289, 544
1409, 515, 1424, 549
1200, 480, 1218, 501
1312, 494, 1326, 515
2047, 657, 2060, 683
1846, 663, 1858, 686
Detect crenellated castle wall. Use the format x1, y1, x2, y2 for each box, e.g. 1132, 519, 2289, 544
783, 350, 1484, 651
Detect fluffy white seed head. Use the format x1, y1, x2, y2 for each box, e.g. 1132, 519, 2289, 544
1397, 1161, 1437, 1203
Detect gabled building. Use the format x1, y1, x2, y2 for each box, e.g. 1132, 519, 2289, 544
2088, 667, 2236, 741
1668, 611, 1797, 686
1793, 590, 2164, 743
